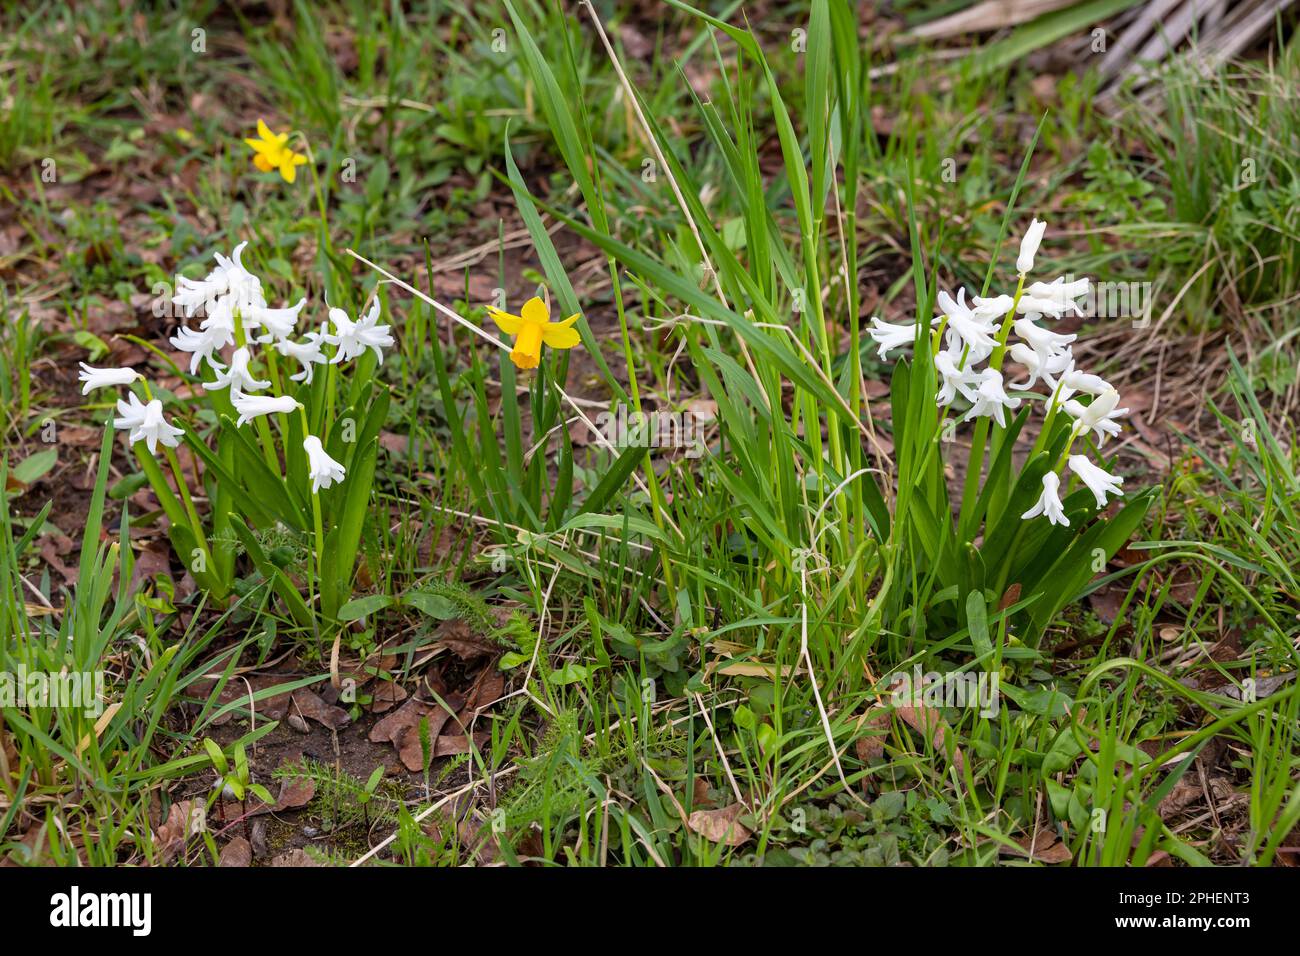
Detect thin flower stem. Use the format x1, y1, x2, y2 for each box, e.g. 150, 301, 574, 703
324, 362, 337, 435
163, 447, 206, 546
310, 490, 325, 616
1030, 376, 1068, 460
265, 346, 285, 396
293, 133, 332, 259
252, 408, 281, 474
297, 405, 324, 618
1054, 431, 1080, 473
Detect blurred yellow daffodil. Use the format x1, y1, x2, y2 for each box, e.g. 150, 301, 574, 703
488, 296, 581, 369
244, 119, 308, 183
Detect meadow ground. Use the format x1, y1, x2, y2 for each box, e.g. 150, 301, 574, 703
1, 1, 1298, 873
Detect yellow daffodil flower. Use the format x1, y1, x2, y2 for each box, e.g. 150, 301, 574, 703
487, 296, 581, 369
244, 119, 308, 183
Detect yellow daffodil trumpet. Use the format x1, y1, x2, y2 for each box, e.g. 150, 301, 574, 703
487, 295, 581, 369
244, 119, 308, 183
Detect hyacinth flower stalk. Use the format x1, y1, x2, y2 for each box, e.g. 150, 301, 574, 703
88, 239, 390, 627
867, 215, 1153, 645
299, 412, 336, 610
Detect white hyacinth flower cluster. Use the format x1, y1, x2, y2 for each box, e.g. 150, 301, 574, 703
167, 241, 394, 492
82, 241, 393, 496
867, 218, 1128, 528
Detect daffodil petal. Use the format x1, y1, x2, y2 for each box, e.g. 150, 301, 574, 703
280, 160, 297, 183
488, 308, 523, 335
247, 140, 282, 161
257, 119, 275, 141
541, 325, 581, 349
553, 312, 581, 330
520, 296, 550, 326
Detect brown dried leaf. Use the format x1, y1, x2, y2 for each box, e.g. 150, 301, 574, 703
686, 803, 751, 847
394, 703, 460, 771
437, 619, 500, 660
377, 431, 409, 455
127, 540, 172, 597
1002, 830, 1073, 864
271, 776, 315, 812
369, 697, 433, 744
1089, 587, 1126, 625
368, 680, 408, 715
39, 537, 78, 585
997, 582, 1022, 612
206, 674, 295, 725
153, 800, 203, 862
897, 704, 966, 775
466, 670, 505, 714
853, 709, 893, 761
291, 688, 351, 730
432, 732, 489, 758
370, 692, 462, 747
218, 837, 252, 868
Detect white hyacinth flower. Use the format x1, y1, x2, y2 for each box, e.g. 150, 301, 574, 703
867, 316, 920, 359
170, 321, 234, 375
113, 392, 150, 433
1069, 455, 1124, 508
276, 326, 329, 383
1064, 388, 1128, 444
1022, 472, 1069, 526
247, 298, 308, 344
302, 435, 346, 493
936, 289, 998, 361
1007, 342, 1070, 392
1028, 277, 1091, 299
203, 346, 270, 394
962, 368, 1021, 427
1019, 278, 1092, 319
1016, 293, 1083, 320
1017, 218, 1047, 274
117, 398, 184, 454
1013, 317, 1076, 360
78, 363, 139, 394
934, 348, 982, 406
231, 392, 300, 428
970, 293, 1016, 321
326, 299, 395, 365
1059, 368, 1112, 397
